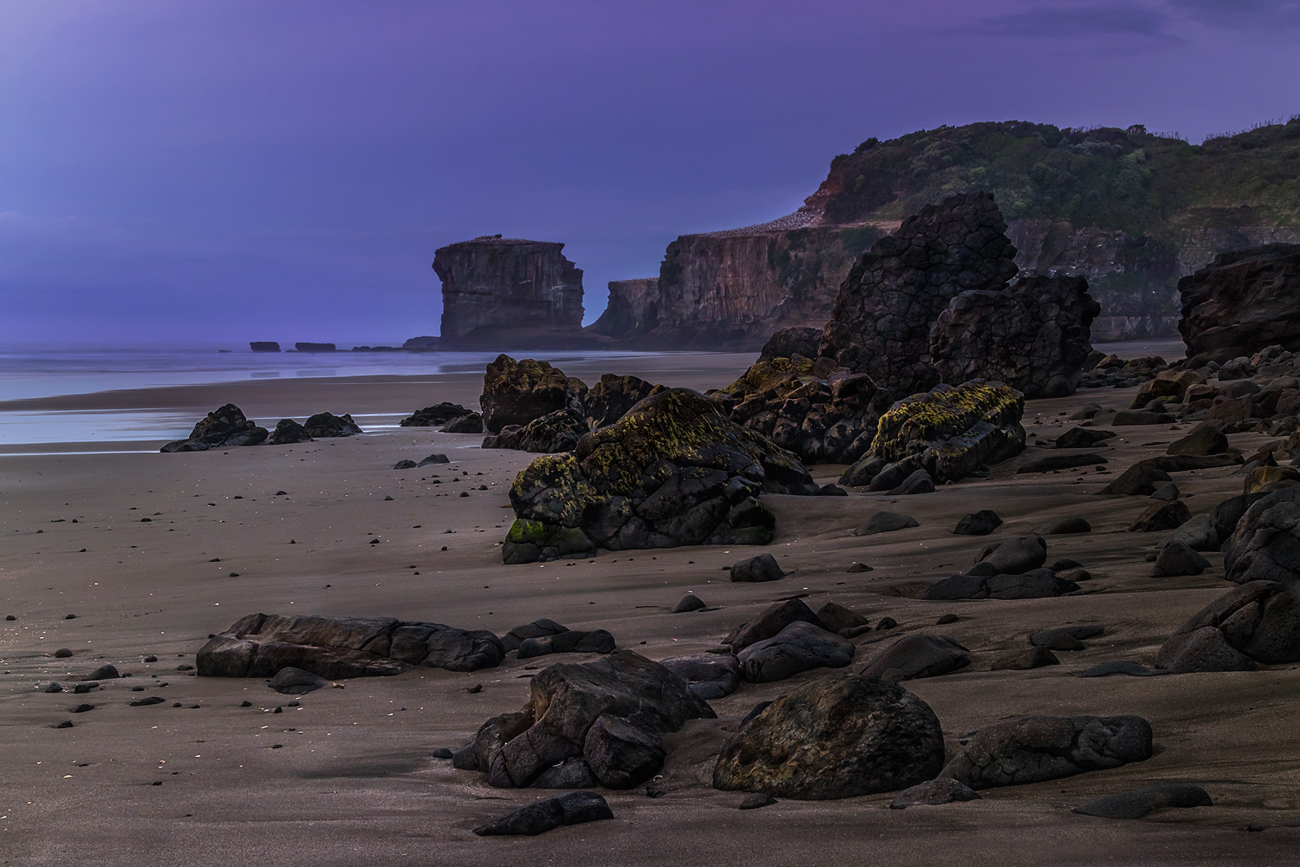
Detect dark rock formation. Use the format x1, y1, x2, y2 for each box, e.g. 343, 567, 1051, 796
1179, 244, 1300, 361
303, 412, 361, 438
516, 629, 615, 659
196, 613, 504, 679
249, 341, 280, 352
267, 418, 312, 445
459, 650, 714, 789
584, 374, 666, 429
658, 654, 741, 700
1157, 579, 1300, 672
722, 598, 828, 653
954, 510, 1003, 536
294, 342, 336, 353
500, 619, 570, 653
854, 511, 920, 536
400, 402, 473, 428
737, 621, 855, 683
442, 413, 483, 433
841, 381, 1025, 487
434, 237, 585, 349
161, 404, 269, 452
502, 389, 816, 563
483, 408, 589, 453
267, 667, 332, 695
938, 715, 1154, 789
819, 192, 1019, 393
729, 553, 786, 583
712, 673, 945, 799
925, 569, 1078, 601
859, 634, 970, 681
480, 355, 588, 433
1225, 488, 1300, 587
473, 791, 612, 836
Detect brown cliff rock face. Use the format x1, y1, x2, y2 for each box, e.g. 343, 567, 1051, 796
588, 279, 659, 341
434, 237, 584, 349
1179, 244, 1300, 361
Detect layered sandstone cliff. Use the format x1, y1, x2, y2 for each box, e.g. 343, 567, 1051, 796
434, 237, 585, 349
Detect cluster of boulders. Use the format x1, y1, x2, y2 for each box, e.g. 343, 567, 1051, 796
400, 401, 483, 433
161, 404, 361, 452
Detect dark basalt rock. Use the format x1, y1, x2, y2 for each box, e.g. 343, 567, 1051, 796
954, 510, 1002, 536
1178, 243, 1300, 361
815, 602, 869, 634
472, 791, 612, 836
480, 355, 588, 434
723, 598, 828, 653
1153, 541, 1211, 577
585, 374, 666, 429
267, 418, 313, 445
673, 595, 707, 613
1100, 464, 1173, 496
502, 389, 817, 563
84, 664, 120, 681
1056, 428, 1116, 449
516, 629, 616, 659
990, 647, 1060, 671
859, 634, 970, 681
267, 666, 332, 695
1030, 625, 1104, 646
658, 654, 741, 700
1157, 580, 1300, 671
161, 404, 269, 452
854, 511, 919, 536
712, 673, 945, 800
196, 613, 505, 680
976, 535, 1048, 574
1130, 501, 1192, 532
1167, 423, 1229, 456
483, 408, 589, 453
729, 553, 786, 583
737, 621, 855, 683
441, 412, 484, 434
1073, 784, 1212, 819
938, 715, 1154, 789
400, 402, 473, 428
1224, 488, 1300, 587
501, 619, 570, 653
840, 380, 1026, 487
759, 326, 823, 361
1139, 454, 1242, 473
890, 778, 981, 809
303, 412, 362, 438
925, 568, 1079, 601
418, 453, 450, 467
463, 650, 714, 789
1034, 517, 1092, 535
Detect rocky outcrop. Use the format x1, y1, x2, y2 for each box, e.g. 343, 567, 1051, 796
196, 613, 505, 679
588, 279, 659, 341
1224, 487, 1300, 587
483, 409, 589, 454
1179, 244, 1300, 361
160, 404, 269, 452
585, 374, 666, 429
502, 389, 817, 563
480, 355, 588, 434
303, 412, 362, 438
399, 402, 473, 427
434, 237, 585, 349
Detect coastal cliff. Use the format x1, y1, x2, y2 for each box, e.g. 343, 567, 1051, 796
434, 237, 586, 349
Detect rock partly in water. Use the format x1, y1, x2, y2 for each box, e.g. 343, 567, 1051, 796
267, 418, 313, 445
713, 673, 945, 800
400, 402, 474, 428
502, 389, 817, 563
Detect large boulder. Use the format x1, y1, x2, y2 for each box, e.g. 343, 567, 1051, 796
195, 613, 504, 679
502, 389, 817, 563
712, 673, 946, 799
161, 403, 269, 452
267, 418, 312, 445
737, 621, 855, 683
585, 374, 666, 429
480, 355, 588, 434
1223, 490, 1299, 583
938, 715, 1153, 790
722, 598, 828, 653
1156, 580, 1300, 671
929, 275, 1100, 399
303, 412, 362, 438
1178, 243, 1300, 361
840, 380, 1025, 487
859, 634, 970, 681
483, 408, 590, 453
459, 650, 714, 789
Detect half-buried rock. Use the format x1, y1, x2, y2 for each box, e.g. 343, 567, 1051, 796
854, 511, 919, 536
502, 389, 817, 563
712, 673, 945, 799
737, 621, 855, 683
458, 650, 713, 790
516, 629, 615, 659
722, 598, 828, 653
859, 634, 970, 681
1073, 784, 1212, 819
197, 613, 505, 679
473, 791, 612, 836
268, 667, 333, 695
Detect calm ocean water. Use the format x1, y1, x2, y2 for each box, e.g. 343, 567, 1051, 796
0, 344, 651, 449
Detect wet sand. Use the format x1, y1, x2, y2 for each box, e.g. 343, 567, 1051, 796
3, 344, 1297, 865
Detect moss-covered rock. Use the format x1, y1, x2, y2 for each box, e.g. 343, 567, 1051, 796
483, 408, 590, 453
480, 355, 588, 433
840, 380, 1025, 486
503, 388, 816, 563
502, 519, 596, 564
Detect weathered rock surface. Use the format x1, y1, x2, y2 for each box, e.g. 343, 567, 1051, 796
1179, 243, 1300, 361
1017, 454, 1107, 474
399, 402, 473, 428
1224, 488, 1300, 587
658, 654, 741, 700
977, 535, 1048, 574
1100, 464, 1173, 496
435, 237, 585, 350
1152, 541, 1211, 577
161, 404, 268, 452
815, 602, 869, 634
500, 619, 569, 653
480, 355, 588, 434
462, 650, 714, 789
723, 598, 828, 653
737, 621, 855, 683
516, 630, 616, 660
483, 408, 589, 453
859, 635, 970, 681
588, 278, 659, 342
712, 673, 945, 799
502, 389, 816, 563
954, 510, 1003, 536
303, 412, 362, 438
925, 569, 1079, 601
1157, 580, 1300, 671
472, 791, 612, 836
442, 412, 484, 434
938, 715, 1153, 789
1168, 423, 1229, 456
585, 374, 666, 429
1056, 427, 1116, 449
267, 667, 332, 695
196, 613, 504, 679
1130, 501, 1192, 532
729, 553, 786, 583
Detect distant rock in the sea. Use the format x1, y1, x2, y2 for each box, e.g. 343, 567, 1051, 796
402, 335, 440, 351
249, 341, 281, 353
294, 342, 336, 353
160, 404, 269, 452
1179, 243, 1300, 362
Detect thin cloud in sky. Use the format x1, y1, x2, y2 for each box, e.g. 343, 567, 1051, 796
971, 3, 1175, 41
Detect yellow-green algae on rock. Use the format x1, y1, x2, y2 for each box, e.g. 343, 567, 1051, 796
502, 388, 817, 564
722, 356, 816, 398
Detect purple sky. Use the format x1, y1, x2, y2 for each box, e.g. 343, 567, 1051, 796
2, 1, 1298, 345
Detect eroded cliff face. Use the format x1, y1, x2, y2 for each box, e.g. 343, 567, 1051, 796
434, 237, 584, 348
589, 278, 658, 340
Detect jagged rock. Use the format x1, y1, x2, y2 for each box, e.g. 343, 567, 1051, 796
1073, 784, 1212, 819
303, 412, 362, 438
723, 598, 828, 653
938, 715, 1153, 790
441, 412, 484, 434
472, 791, 612, 836
1130, 501, 1192, 532
760, 326, 823, 361
267, 667, 332, 695
1100, 464, 1173, 496
815, 602, 869, 634
1017, 454, 1107, 473
585, 374, 666, 429
854, 511, 919, 536
267, 418, 312, 445
516, 630, 616, 659
1153, 541, 1211, 577
501, 619, 570, 653
673, 595, 707, 613
502, 389, 817, 563
1034, 517, 1092, 535
399, 402, 473, 427
161, 404, 269, 452
1211, 493, 1267, 548
480, 355, 588, 434
1056, 428, 1116, 449
658, 654, 741, 700
976, 535, 1048, 574
1179, 243, 1300, 361
712, 673, 945, 800
483, 408, 589, 453
463, 650, 714, 788
196, 613, 504, 679
1156, 580, 1300, 670
1168, 424, 1229, 456
730, 553, 786, 583
588, 277, 658, 342
954, 510, 1003, 536
929, 274, 1100, 399
434, 238, 585, 350
925, 569, 1078, 601
584, 715, 666, 789
1224, 488, 1300, 587
738, 621, 855, 683
859, 635, 970, 681
840, 380, 1026, 487
891, 778, 981, 810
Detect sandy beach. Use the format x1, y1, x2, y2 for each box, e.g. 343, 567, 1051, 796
3, 345, 1299, 866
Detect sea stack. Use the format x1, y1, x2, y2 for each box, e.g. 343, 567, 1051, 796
433, 236, 585, 349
